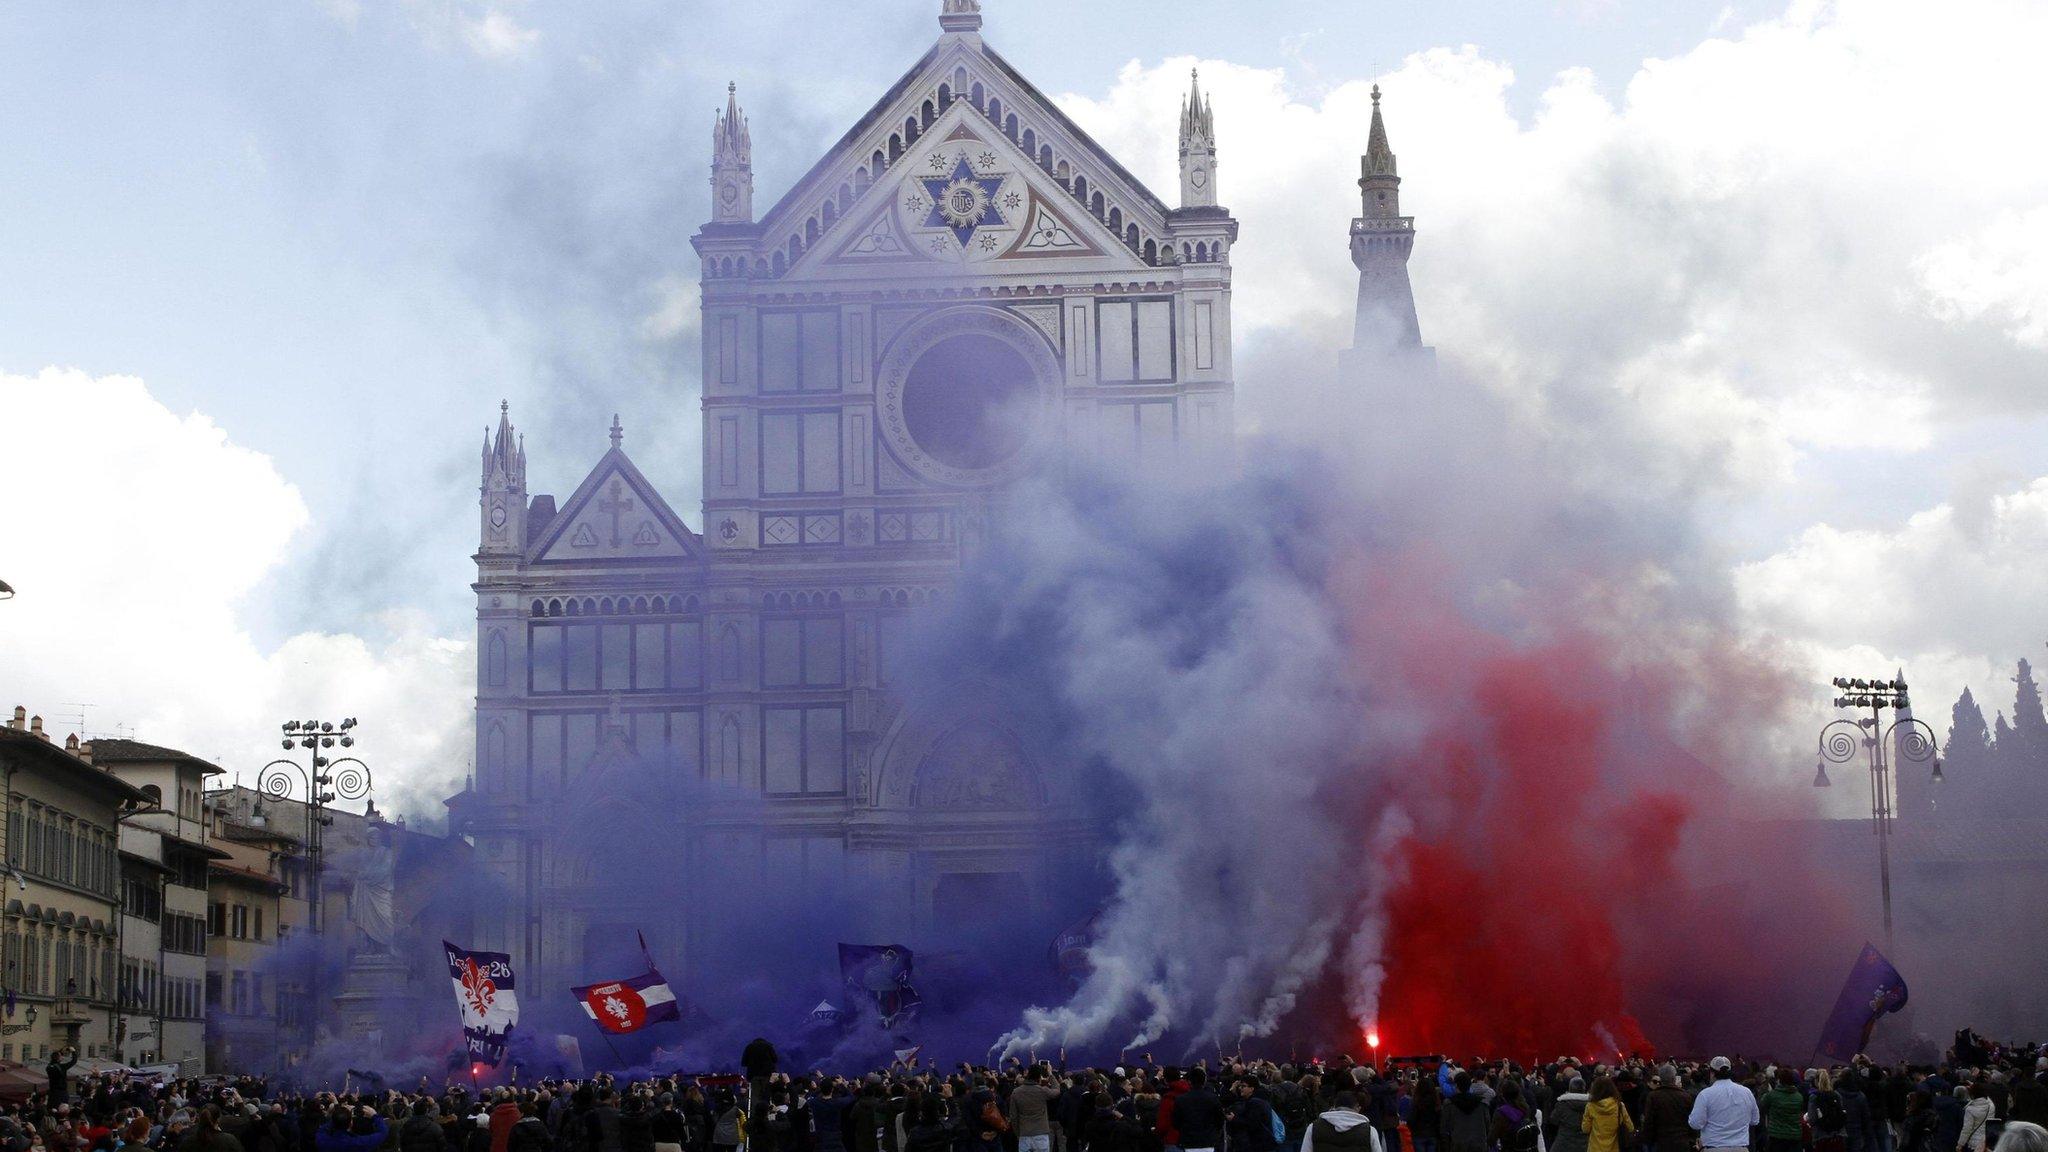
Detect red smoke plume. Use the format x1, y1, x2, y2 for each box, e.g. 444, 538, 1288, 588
1343, 553, 1847, 1061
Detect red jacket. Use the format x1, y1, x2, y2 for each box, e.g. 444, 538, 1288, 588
489, 1103, 523, 1152
1159, 1081, 1192, 1146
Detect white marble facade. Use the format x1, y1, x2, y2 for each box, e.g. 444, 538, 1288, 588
457, 1, 1241, 993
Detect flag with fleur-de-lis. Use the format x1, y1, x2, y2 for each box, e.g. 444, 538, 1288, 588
445, 940, 520, 1066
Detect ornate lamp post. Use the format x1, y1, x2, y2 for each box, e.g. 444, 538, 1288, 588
0, 1005, 37, 1035
262, 718, 372, 1055
1816, 676, 1941, 946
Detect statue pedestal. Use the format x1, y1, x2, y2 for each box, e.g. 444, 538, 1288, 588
332, 950, 415, 1038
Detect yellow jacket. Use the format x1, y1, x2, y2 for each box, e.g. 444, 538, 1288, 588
1581, 1097, 1634, 1152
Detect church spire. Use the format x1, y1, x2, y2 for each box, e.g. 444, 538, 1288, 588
711, 81, 754, 225
480, 400, 527, 555
1348, 84, 1423, 356
1363, 84, 1397, 188
1178, 68, 1218, 209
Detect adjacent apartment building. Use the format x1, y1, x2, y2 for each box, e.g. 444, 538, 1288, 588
0, 709, 147, 1064
85, 738, 226, 1071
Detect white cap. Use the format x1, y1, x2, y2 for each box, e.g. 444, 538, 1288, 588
1710, 1057, 1732, 1072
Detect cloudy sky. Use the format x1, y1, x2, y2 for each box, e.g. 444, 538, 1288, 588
1, 0, 2043, 816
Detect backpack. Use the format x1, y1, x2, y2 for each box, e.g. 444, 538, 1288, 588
979, 1100, 1009, 1134
1275, 1090, 1311, 1133
1817, 1094, 1845, 1133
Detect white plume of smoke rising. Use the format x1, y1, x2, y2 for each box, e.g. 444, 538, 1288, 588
984, 455, 1386, 1058
1341, 806, 1415, 1038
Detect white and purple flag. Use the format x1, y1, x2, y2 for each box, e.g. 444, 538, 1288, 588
571, 932, 681, 1035
444, 940, 520, 1066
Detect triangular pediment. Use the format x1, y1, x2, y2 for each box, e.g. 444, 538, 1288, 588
754, 36, 1173, 281
529, 447, 699, 564
789, 105, 1135, 280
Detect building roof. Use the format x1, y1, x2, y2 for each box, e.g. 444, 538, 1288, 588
207, 861, 287, 893
0, 728, 151, 805
82, 737, 227, 776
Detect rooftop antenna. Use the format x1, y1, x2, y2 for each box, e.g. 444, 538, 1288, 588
56, 703, 96, 740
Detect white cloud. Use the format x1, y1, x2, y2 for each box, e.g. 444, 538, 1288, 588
1056, 0, 2048, 500
460, 9, 539, 61
638, 275, 700, 342
1735, 475, 2048, 741
0, 368, 472, 816
397, 1, 540, 62
1916, 206, 2048, 351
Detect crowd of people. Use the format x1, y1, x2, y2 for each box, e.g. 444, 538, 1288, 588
5, 1035, 2047, 1152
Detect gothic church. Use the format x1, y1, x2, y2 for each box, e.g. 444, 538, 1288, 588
454, 0, 1423, 997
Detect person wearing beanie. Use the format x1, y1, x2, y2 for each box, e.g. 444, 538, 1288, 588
1552, 1078, 1592, 1152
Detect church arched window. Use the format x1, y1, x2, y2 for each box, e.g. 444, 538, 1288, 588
485, 631, 507, 688
484, 724, 507, 791
719, 714, 742, 787
718, 623, 743, 682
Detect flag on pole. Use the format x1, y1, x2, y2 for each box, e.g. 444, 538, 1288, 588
444, 941, 520, 1066
573, 971, 681, 1035
1816, 942, 1909, 1061
894, 1046, 922, 1066
571, 932, 682, 1035
1049, 910, 1102, 990
839, 943, 922, 1027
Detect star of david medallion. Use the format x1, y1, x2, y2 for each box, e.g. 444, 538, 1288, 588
901, 145, 1016, 263
919, 156, 1004, 245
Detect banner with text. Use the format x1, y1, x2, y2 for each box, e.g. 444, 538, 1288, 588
444, 940, 520, 1066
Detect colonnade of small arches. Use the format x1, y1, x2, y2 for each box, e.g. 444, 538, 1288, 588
708, 65, 1207, 282
529, 594, 703, 617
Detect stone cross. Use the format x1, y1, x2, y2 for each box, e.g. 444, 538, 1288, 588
600, 479, 634, 548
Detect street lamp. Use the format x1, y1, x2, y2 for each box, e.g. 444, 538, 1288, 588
1819, 675, 1941, 946
262, 718, 371, 1058
0, 1005, 37, 1036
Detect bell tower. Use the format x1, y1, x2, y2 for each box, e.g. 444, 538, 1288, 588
711, 82, 753, 225
1179, 69, 1218, 209
1348, 85, 1424, 356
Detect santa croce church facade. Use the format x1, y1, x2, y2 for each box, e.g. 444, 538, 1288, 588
452, 0, 1316, 995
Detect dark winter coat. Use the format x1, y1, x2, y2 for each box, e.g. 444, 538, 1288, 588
1172, 1089, 1228, 1151
1898, 1111, 1936, 1152
1367, 1083, 1402, 1142
45, 1054, 76, 1103
1230, 1095, 1280, 1152
1640, 1087, 1693, 1152
810, 1095, 850, 1152
400, 1117, 449, 1152
1441, 1094, 1492, 1152
584, 1107, 625, 1152
2011, 1077, 2048, 1128
1841, 1088, 1876, 1152
1932, 1096, 1964, 1152
509, 1119, 550, 1152
620, 1110, 655, 1152
1550, 1095, 1591, 1152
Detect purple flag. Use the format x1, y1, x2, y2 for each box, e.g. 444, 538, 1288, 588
839, 943, 921, 1027
1816, 943, 1908, 1061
